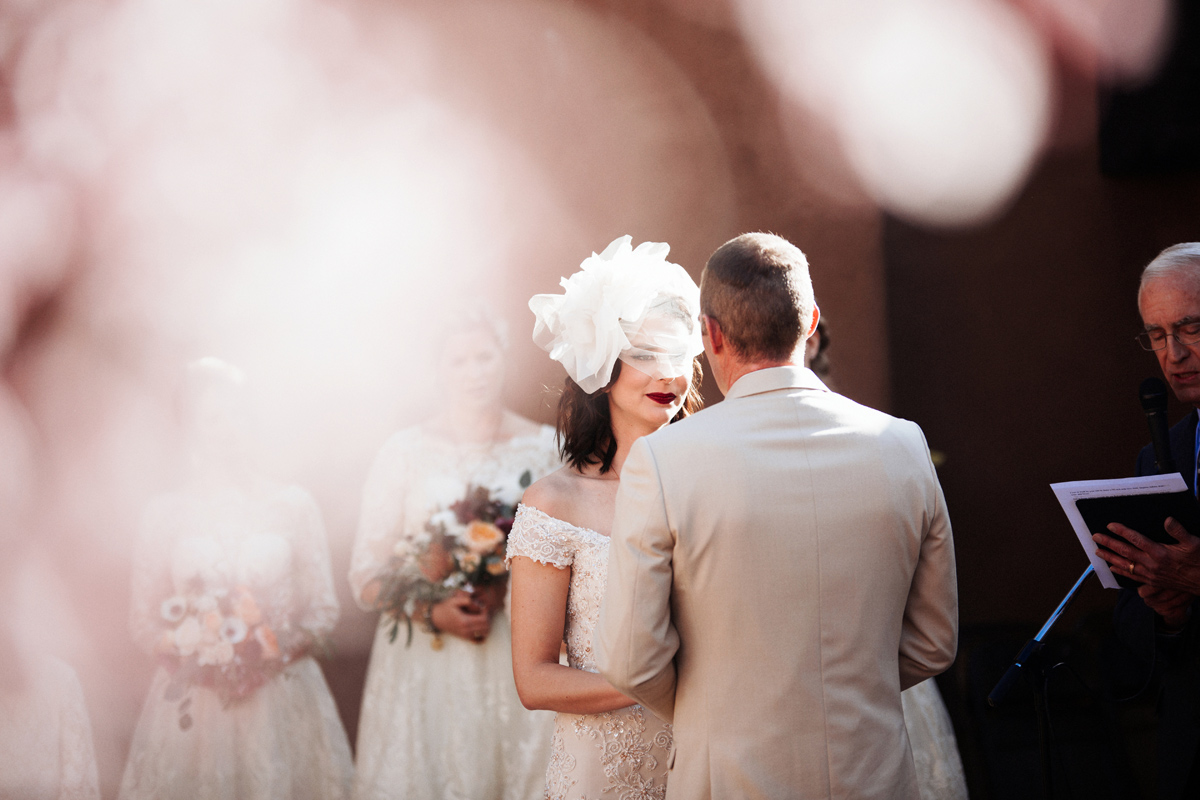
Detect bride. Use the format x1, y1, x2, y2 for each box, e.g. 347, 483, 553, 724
507, 236, 704, 799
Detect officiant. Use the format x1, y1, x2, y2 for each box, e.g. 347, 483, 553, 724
1092, 242, 1200, 800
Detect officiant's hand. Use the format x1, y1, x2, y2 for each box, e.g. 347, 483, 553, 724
431, 591, 492, 643
1093, 518, 1200, 595
1139, 585, 1193, 631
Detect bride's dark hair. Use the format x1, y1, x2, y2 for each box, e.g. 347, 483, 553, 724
556, 358, 704, 475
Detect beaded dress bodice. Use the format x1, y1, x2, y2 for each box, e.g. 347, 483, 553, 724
506, 505, 612, 673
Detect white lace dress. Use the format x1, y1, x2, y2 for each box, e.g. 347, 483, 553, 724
903, 678, 968, 800
0, 655, 100, 800
118, 483, 354, 800
349, 425, 561, 800
505, 504, 672, 800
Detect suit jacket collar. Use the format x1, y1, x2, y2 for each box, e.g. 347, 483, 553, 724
724, 365, 829, 400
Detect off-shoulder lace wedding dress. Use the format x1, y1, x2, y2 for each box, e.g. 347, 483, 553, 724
506, 504, 672, 800
349, 425, 561, 800
118, 483, 354, 800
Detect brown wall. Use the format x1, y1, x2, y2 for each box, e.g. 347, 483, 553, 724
886, 145, 1200, 626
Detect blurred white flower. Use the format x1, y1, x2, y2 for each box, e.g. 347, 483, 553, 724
193, 594, 218, 614
174, 616, 202, 657
426, 475, 466, 508
160, 596, 187, 623
219, 616, 248, 645
427, 509, 463, 538
490, 479, 522, 507
198, 640, 235, 666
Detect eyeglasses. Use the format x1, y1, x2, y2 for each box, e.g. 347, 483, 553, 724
1136, 321, 1200, 351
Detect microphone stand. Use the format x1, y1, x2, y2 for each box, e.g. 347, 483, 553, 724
988, 564, 1095, 799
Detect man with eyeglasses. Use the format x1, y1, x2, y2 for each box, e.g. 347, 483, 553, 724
1093, 242, 1200, 800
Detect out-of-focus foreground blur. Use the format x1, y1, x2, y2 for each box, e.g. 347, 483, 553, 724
1, 0, 1198, 797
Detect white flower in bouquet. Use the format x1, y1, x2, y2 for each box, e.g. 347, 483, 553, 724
426, 475, 467, 509
459, 551, 482, 573
198, 640, 235, 666
428, 509, 463, 537
490, 478, 523, 508
194, 593, 219, 614
174, 616, 203, 657
392, 538, 417, 560
160, 596, 187, 623
219, 617, 248, 645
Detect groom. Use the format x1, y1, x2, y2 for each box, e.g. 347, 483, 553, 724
595, 232, 959, 799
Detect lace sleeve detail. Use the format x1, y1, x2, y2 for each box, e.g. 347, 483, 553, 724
284, 486, 340, 639
505, 504, 575, 570
127, 497, 176, 655
348, 431, 413, 609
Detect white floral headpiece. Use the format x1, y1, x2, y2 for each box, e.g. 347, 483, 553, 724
530, 235, 703, 394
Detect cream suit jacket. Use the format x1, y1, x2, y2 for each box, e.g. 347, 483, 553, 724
594, 365, 958, 800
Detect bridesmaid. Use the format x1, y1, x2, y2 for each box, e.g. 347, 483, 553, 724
349, 309, 560, 800
118, 359, 353, 800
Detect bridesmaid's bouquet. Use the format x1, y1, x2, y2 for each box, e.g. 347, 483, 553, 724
378, 471, 531, 646
154, 581, 299, 727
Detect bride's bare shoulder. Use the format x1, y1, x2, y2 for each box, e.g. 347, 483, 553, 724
521, 467, 584, 520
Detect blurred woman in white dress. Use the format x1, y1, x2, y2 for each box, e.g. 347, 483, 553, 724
349, 310, 560, 800
118, 358, 353, 800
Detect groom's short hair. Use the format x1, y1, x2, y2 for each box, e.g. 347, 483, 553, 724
700, 232, 815, 362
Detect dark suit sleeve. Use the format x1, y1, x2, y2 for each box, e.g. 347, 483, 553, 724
1115, 426, 1199, 673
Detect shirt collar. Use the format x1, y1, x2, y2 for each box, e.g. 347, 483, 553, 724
724, 365, 829, 400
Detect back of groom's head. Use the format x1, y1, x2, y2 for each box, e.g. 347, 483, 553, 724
701, 232, 815, 362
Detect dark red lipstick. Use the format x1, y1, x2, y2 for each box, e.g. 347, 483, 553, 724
647, 393, 677, 405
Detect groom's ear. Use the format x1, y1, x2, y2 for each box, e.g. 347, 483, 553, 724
807, 306, 820, 338
701, 315, 724, 354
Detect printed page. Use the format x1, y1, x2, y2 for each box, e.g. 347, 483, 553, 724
1051, 473, 1188, 589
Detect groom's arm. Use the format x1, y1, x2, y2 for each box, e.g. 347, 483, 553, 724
898, 432, 959, 690
595, 437, 679, 723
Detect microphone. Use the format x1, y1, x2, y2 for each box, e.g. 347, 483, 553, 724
1140, 377, 1177, 474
